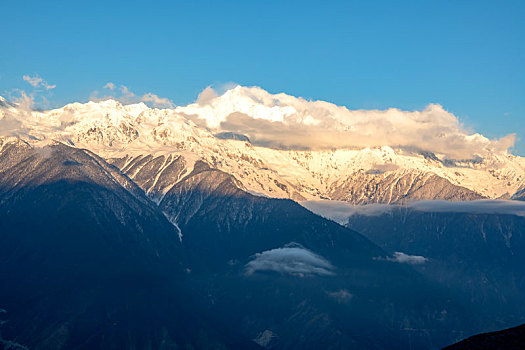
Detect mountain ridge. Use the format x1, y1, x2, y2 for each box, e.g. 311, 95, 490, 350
1, 87, 524, 204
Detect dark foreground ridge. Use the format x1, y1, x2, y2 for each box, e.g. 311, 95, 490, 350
443, 323, 525, 350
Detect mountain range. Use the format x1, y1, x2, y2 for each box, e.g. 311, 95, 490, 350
1, 86, 524, 205
1, 87, 524, 349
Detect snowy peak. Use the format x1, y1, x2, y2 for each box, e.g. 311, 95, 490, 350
1, 86, 525, 203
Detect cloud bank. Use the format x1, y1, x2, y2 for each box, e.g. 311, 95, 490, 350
301, 199, 525, 223
177, 85, 515, 160
409, 200, 525, 217
245, 243, 335, 277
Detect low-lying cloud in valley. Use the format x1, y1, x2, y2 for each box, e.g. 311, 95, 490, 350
409, 200, 525, 216
245, 243, 335, 277
375, 252, 428, 265
301, 199, 525, 224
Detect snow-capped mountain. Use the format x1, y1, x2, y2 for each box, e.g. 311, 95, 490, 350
1, 86, 524, 204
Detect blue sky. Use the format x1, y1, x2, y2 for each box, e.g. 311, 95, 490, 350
1, 0, 524, 154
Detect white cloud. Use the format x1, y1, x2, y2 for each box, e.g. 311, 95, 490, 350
245, 243, 335, 277
10, 90, 35, 111
23, 74, 56, 90
23, 75, 42, 87
92, 83, 175, 108
376, 252, 428, 265
177, 86, 515, 160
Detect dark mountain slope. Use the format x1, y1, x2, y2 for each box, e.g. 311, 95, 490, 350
160, 161, 382, 270
0, 141, 490, 349
347, 209, 525, 330
0, 141, 255, 349
160, 161, 479, 349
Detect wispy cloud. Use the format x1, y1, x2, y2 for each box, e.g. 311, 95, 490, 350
91, 82, 174, 108
103, 82, 116, 90
140, 92, 174, 109
23, 74, 56, 90
245, 243, 335, 277
10, 90, 36, 110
